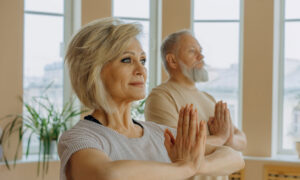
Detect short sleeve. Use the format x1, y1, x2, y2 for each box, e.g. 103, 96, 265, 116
144, 89, 179, 128
58, 128, 105, 180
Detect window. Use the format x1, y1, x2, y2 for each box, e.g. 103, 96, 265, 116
276, 0, 300, 154
113, 0, 161, 120
23, 0, 70, 154
192, 0, 242, 127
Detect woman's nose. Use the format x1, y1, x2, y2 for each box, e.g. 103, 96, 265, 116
134, 63, 146, 76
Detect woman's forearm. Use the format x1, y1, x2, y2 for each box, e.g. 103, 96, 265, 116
96, 160, 194, 180
196, 146, 245, 176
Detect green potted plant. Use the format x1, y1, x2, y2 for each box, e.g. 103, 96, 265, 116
131, 99, 146, 121
0, 92, 85, 176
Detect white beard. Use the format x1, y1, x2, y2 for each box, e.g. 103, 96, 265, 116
178, 60, 209, 82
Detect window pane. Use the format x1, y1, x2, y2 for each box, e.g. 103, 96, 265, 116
283, 22, 300, 150
25, 0, 64, 14
194, 23, 239, 68
285, 0, 300, 19
194, 22, 240, 125
113, 0, 149, 19
284, 22, 300, 61
194, 0, 240, 20
23, 14, 64, 153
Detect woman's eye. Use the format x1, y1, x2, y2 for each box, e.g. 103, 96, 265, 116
140, 59, 146, 65
121, 57, 131, 63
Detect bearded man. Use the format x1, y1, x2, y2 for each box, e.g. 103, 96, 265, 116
144, 30, 246, 180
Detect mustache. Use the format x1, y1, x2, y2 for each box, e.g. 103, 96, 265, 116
192, 60, 205, 67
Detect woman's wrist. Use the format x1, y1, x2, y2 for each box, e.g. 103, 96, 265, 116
173, 161, 197, 178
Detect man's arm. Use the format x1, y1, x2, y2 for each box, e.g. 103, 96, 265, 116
225, 126, 247, 151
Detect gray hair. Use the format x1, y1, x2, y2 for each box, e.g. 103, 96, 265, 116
160, 29, 193, 71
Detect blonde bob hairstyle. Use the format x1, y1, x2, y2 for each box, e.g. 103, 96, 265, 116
65, 17, 142, 113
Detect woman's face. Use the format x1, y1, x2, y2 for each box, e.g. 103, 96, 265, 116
101, 38, 147, 103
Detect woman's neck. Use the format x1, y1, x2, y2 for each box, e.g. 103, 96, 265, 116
91, 102, 143, 138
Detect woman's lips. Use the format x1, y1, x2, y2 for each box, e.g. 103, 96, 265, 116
129, 82, 145, 87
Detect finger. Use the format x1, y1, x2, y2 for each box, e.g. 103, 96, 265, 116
220, 102, 225, 122
207, 117, 214, 134
216, 101, 221, 122
201, 121, 207, 150
207, 117, 214, 125
188, 108, 197, 146
166, 128, 176, 145
164, 129, 172, 152
195, 120, 205, 152
198, 120, 207, 148
214, 101, 219, 119
225, 103, 232, 123
176, 106, 184, 143
225, 108, 231, 127
182, 104, 191, 140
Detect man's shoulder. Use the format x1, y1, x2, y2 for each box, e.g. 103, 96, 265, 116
151, 81, 174, 92
148, 81, 174, 98
200, 91, 216, 103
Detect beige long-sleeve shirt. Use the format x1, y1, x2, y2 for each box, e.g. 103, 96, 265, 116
145, 80, 228, 180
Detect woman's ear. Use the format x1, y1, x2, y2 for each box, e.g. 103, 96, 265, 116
166, 53, 178, 70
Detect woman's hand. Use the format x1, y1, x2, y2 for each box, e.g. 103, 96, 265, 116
164, 104, 207, 175
207, 101, 231, 144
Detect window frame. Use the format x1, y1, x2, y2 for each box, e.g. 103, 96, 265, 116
273, 0, 300, 155
22, 0, 74, 155
191, 0, 244, 129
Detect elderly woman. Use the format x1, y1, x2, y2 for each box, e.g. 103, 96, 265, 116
58, 17, 244, 180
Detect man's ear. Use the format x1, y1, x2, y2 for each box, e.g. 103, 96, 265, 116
166, 53, 178, 69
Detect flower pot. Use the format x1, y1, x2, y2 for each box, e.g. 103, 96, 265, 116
296, 141, 300, 158
41, 140, 57, 159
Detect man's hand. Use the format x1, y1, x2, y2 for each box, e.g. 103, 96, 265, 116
164, 104, 207, 174
207, 101, 231, 145
225, 115, 235, 145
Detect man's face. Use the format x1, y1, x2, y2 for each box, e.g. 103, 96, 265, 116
175, 34, 204, 69
175, 34, 208, 82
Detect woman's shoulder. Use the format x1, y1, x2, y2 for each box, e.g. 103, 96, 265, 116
60, 120, 99, 139
57, 120, 109, 162
58, 120, 109, 152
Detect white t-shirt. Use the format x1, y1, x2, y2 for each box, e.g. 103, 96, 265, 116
58, 118, 176, 180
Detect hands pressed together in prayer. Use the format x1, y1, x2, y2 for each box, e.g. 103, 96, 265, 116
164, 104, 207, 174
207, 101, 235, 145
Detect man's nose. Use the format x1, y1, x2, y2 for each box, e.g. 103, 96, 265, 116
197, 52, 204, 61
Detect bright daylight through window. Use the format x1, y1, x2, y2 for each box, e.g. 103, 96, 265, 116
193, 0, 241, 127
281, 0, 300, 153
23, 0, 65, 154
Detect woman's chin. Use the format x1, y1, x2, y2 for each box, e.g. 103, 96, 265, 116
131, 93, 146, 101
